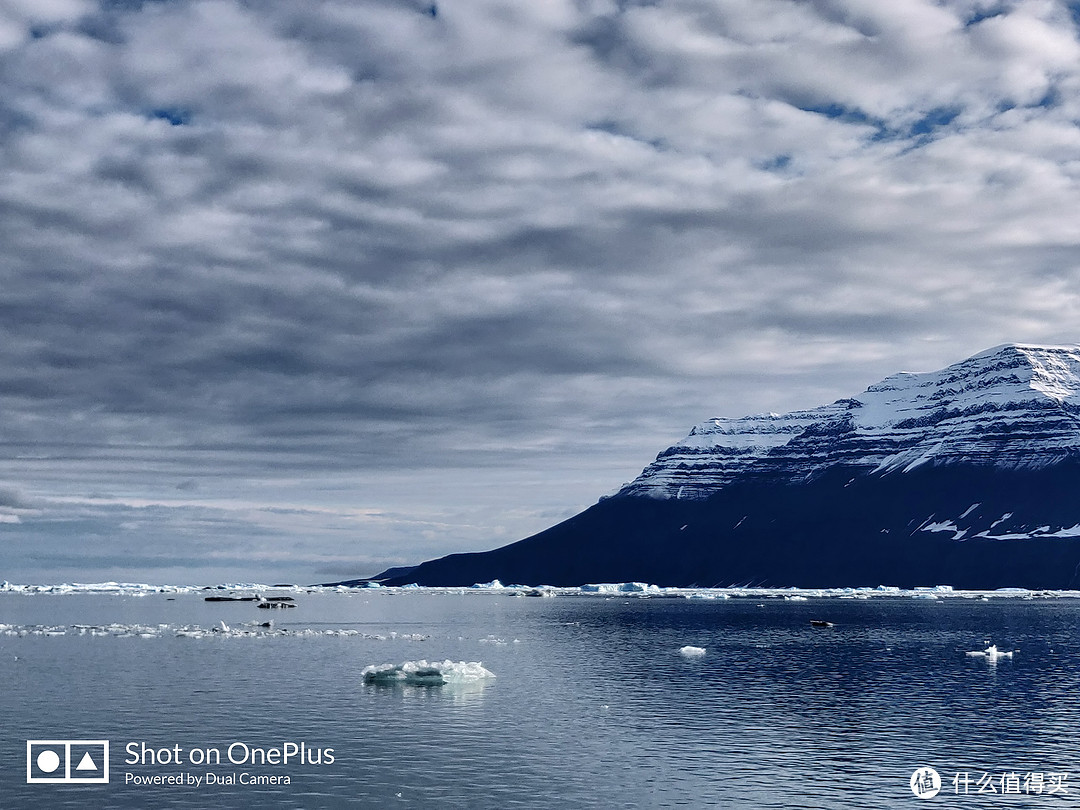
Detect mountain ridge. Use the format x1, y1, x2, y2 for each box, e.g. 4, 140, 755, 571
618, 343, 1080, 499
366, 343, 1080, 588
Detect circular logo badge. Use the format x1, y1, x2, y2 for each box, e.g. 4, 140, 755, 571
911, 766, 941, 799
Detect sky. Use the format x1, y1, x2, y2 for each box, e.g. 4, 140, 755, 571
3, 0, 1080, 585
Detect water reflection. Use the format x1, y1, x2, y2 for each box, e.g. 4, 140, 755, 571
361, 679, 492, 707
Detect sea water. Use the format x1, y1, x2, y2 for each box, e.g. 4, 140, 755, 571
1, 586, 1078, 808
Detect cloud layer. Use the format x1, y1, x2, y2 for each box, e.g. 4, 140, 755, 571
4, 0, 1080, 582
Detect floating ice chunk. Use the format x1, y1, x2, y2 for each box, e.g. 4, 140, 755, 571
0, 581, 311, 595
679, 645, 706, 657
0, 620, 424, 640
966, 645, 1014, 661
470, 580, 504, 590
362, 660, 495, 685
579, 582, 660, 594
618, 582, 660, 593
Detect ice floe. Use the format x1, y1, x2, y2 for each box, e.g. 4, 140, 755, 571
361, 660, 495, 685
580, 582, 662, 594
679, 645, 706, 657
4, 581, 1080, 601
478, 634, 521, 646
0, 581, 313, 596
966, 644, 1014, 661
0, 621, 429, 641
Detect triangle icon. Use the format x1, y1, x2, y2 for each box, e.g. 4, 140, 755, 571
76, 752, 98, 771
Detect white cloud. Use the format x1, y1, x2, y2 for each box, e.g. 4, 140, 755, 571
3, 0, 1080, 581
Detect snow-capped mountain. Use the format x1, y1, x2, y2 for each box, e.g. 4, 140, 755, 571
372, 344, 1080, 589
620, 343, 1080, 498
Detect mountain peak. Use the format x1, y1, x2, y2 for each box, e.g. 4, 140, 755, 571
954, 342, 1080, 397
620, 343, 1080, 499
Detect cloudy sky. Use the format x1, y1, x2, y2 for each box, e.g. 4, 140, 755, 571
3, 0, 1080, 584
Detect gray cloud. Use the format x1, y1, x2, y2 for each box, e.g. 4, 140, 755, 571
3, 0, 1080, 582
0, 484, 34, 510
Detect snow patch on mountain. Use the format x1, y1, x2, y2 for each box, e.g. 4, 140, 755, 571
620, 344, 1080, 499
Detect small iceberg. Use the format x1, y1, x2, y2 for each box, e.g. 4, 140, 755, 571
362, 659, 495, 686
966, 644, 1014, 661
580, 583, 619, 594
618, 582, 660, 594
580, 582, 660, 594
679, 645, 706, 657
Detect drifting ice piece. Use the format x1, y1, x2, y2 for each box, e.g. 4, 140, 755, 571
362, 659, 495, 685
679, 645, 706, 657
966, 644, 1014, 660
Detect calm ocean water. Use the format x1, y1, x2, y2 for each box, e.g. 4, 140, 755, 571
1, 588, 1078, 808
